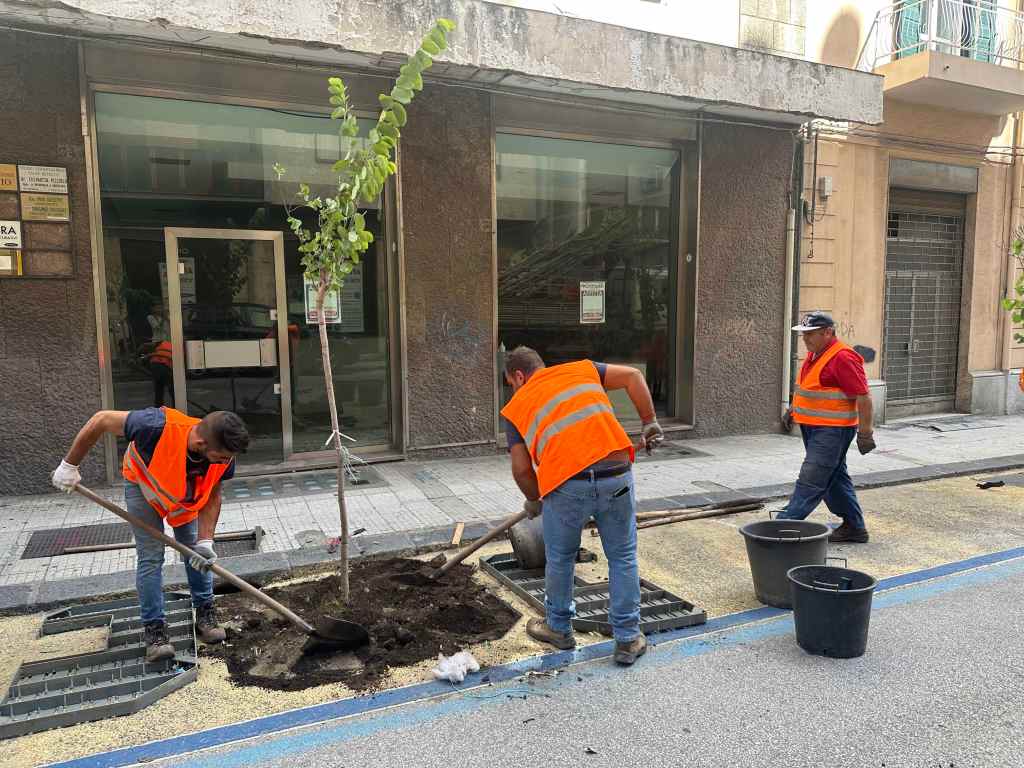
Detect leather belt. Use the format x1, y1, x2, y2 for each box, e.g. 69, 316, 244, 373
571, 462, 631, 481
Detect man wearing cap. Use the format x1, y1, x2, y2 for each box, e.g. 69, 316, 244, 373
778, 311, 875, 543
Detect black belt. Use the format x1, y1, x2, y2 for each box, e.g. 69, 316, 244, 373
571, 462, 631, 481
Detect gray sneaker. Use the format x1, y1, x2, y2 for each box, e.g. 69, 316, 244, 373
143, 621, 175, 663
613, 633, 647, 666
526, 617, 576, 650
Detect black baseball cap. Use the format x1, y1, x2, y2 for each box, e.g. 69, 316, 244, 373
792, 311, 835, 332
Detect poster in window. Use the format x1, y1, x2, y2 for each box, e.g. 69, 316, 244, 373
580, 280, 606, 324
304, 276, 340, 324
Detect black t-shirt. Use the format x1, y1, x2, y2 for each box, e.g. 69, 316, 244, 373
124, 407, 235, 502
506, 362, 608, 447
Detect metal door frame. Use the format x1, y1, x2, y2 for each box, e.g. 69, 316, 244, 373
163, 227, 293, 458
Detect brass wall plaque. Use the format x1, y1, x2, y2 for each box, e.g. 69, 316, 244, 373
20, 193, 70, 222
0, 165, 16, 191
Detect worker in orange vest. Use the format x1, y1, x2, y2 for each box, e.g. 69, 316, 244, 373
778, 312, 876, 543
147, 339, 173, 407
501, 346, 663, 666
51, 408, 250, 661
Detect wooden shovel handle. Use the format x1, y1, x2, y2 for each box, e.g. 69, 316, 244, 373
73, 484, 315, 635
435, 509, 530, 576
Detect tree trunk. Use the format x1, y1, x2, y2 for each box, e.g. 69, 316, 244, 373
316, 279, 349, 602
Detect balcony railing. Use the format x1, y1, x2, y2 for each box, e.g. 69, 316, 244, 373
857, 0, 1024, 71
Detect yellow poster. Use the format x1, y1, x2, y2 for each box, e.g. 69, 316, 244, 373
20, 193, 70, 222
0, 165, 16, 191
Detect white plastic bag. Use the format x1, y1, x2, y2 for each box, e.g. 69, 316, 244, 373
431, 650, 480, 683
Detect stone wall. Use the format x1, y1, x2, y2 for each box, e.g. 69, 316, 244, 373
400, 87, 496, 451
692, 122, 792, 437
0, 32, 102, 495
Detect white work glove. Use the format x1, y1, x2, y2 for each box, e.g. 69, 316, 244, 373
641, 420, 664, 455
523, 499, 542, 519
51, 460, 81, 493
431, 650, 480, 683
188, 539, 217, 573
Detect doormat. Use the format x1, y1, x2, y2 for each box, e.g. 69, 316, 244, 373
0, 593, 198, 739
21, 524, 263, 560
221, 465, 388, 503
479, 552, 706, 636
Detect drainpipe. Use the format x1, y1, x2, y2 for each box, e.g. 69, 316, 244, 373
781, 131, 806, 422
1001, 112, 1023, 375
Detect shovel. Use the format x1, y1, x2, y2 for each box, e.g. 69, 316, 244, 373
431, 509, 530, 578
73, 484, 369, 653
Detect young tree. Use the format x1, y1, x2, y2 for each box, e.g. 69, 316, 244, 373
275, 18, 455, 601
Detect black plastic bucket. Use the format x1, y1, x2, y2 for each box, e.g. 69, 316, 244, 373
738, 520, 830, 608
788, 564, 877, 658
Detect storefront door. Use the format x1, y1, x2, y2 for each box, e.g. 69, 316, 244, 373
164, 228, 291, 462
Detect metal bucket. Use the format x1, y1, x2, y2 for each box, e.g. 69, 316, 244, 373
738, 519, 830, 608
508, 514, 546, 569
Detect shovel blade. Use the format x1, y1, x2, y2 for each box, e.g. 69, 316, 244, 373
302, 616, 370, 654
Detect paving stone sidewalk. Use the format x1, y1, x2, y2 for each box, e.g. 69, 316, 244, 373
2, 412, 1024, 610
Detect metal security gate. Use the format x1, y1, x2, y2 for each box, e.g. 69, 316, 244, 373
883, 189, 966, 418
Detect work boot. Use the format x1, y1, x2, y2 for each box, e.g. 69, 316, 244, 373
613, 633, 648, 666
195, 602, 227, 644
829, 521, 869, 544
525, 617, 576, 650
143, 621, 175, 663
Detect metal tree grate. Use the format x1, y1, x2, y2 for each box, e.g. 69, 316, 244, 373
0, 594, 198, 739
22, 524, 264, 560
479, 552, 706, 636
221, 465, 387, 503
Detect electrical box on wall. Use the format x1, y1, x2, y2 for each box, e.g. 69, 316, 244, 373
818, 176, 833, 199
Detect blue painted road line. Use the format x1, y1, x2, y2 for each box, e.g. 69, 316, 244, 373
45, 545, 1024, 768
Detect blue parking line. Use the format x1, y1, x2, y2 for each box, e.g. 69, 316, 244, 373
45, 545, 1024, 768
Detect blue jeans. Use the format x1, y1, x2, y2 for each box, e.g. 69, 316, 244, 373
541, 469, 642, 643
125, 482, 213, 625
776, 425, 867, 530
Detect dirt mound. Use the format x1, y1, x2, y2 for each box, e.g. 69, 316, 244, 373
208, 557, 520, 692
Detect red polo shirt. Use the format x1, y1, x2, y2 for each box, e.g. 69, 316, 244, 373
800, 338, 869, 398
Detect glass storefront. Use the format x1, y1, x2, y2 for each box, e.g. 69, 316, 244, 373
496, 134, 686, 423
96, 93, 393, 462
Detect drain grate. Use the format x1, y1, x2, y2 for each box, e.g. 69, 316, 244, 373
0, 594, 198, 739
22, 524, 264, 560
480, 552, 706, 636
21, 523, 132, 559
222, 465, 387, 502
634, 440, 708, 463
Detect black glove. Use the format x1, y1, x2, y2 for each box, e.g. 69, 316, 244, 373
782, 408, 794, 433
523, 500, 542, 519
856, 431, 876, 455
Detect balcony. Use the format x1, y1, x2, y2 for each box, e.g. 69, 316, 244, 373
858, 0, 1024, 115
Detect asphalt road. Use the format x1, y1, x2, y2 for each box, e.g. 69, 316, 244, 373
133, 554, 1024, 768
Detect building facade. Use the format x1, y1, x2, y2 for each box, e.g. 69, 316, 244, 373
0, 0, 880, 494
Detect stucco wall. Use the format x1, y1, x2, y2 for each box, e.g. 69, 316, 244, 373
0, 33, 102, 495
400, 87, 496, 451
692, 122, 792, 437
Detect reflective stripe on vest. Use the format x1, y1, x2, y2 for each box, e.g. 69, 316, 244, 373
126, 442, 179, 515
791, 341, 860, 428
501, 360, 634, 498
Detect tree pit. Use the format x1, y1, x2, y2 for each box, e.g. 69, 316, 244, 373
207, 557, 521, 692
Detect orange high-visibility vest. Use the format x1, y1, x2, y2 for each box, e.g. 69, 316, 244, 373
501, 360, 634, 498
121, 407, 232, 527
792, 341, 860, 428
148, 340, 172, 368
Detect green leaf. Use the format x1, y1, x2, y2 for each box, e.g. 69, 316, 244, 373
390, 101, 407, 126
397, 73, 416, 91
436, 18, 455, 32
391, 86, 413, 104
414, 50, 433, 70
421, 39, 440, 56
379, 94, 396, 108
428, 28, 447, 51
378, 121, 399, 140
1003, 298, 1015, 310
329, 95, 345, 106
373, 141, 392, 156
368, 129, 381, 144
331, 106, 346, 119
332, 158, 350, 173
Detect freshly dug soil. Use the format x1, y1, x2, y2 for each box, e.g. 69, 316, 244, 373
209, 557, 520, 692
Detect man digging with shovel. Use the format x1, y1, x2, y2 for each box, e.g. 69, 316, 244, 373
502, 346, 663, 665
51, 407, 250, 661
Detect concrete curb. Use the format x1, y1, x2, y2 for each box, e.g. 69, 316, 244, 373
2, 455, 1022, 614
